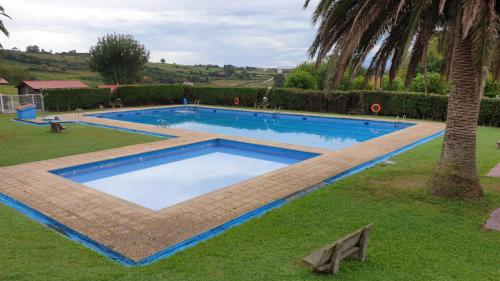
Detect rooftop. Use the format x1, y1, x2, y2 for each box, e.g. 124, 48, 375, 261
18, 80, 89, 90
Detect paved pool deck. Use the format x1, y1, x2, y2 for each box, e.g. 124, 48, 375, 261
0, 105, 445, 263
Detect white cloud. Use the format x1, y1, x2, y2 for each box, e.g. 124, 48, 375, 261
1, 0, 319, 67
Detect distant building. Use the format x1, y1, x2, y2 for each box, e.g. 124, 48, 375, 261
97, 84, 119, 93
0, 77, 9, 84
182, 81, 195, 86
17, 80, 88, 95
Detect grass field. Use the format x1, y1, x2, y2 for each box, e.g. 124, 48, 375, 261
0, 114, 499, 281
0, 114, 161, 167
0, 84, 18, 95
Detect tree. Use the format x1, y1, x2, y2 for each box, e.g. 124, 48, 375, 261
274, 73, 285, 88
223, 64, 236, 77
26, 45, 40, 53
304, 0, 499, 198
285, 69, 317, 89
160, 58, 166, 64
0, 5, 10, 47
410, 72, 450, 95
89, 34, 150, 83
0, 64, 28, 85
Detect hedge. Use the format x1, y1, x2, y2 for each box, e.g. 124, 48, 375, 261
43, 88, 112, 111
270, 89, 499, 127
116, 85, 185, 106
115, 85, 267, 107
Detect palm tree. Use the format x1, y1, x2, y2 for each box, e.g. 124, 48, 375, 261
304, 0, 499, 199
0, 5, 10, 47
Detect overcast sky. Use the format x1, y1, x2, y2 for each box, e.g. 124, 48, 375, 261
1, 0, 321, 68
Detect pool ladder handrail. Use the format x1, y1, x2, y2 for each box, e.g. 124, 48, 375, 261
74, 108, 84, 118
156, 119, 168, 128
394, 115, 407, 128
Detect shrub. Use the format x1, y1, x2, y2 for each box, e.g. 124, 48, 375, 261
382, 76, 404, 91
43, 88, 111, 111
285, 70, 317, 90
184, 86, 266, 107
409, 72, 450, 95
115, 84, 266, 107
116, 84, 185, 106
484, 78, 500, 98
269, 88, 498, 126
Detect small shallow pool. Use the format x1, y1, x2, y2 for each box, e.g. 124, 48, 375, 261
89, 106, 413, 150
51, 139, 318, 211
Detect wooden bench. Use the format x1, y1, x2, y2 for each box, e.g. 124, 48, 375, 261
50, 122, 66, 133
302, 224, 372, 274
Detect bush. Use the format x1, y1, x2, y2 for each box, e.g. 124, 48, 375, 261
269, 88, 498, 126
115, 84, 266, 107
43, 88, 112, 111
116, 84, 185, 106
484, 78, 500, 98
184, 86, 266, 107
479, 98, 500, 127
285, 70, 317, 90
410, 72, 450, 95
382, 76, 404, 91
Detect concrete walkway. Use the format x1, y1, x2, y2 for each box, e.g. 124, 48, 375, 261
485, 209, 500, 231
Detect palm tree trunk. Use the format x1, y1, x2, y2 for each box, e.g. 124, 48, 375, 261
428, 35, 483, 198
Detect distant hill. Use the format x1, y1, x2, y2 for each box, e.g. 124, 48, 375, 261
0, 50, 279, 90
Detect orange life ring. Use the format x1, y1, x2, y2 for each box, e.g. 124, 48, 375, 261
371, 103, 381, 113
234, 98, 240, 105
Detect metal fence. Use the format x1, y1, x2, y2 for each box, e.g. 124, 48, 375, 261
0, 94, 45, 113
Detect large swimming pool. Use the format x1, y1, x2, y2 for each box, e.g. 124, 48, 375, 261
90, 106, 412, 150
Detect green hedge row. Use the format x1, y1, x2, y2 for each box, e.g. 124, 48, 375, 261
270, 89, 499, 127
115, 85, 267, 107
270, 89, 449, 120
43, 88, 112, 111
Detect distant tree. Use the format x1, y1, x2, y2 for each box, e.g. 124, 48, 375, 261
410, 72, 450, 95
26, 45, 40, 53
285, 70, 317, 89
289, 62, 329, 89
223, 64, 236, 77
68, 50, 77, 54
0, 64, 29, 85
89, 33, 150, 83
160, 58, 166, 64
274, 73, 285, 88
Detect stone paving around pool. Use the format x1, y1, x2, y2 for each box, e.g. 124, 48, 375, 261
0, 106, 445, 262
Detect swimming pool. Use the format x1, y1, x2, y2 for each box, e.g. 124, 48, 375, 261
51, 139, 318, 211
89, 106, 413, 150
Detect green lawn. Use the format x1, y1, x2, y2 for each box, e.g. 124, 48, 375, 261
0, 116, 499, 280
0, 85, 18, 95
0, 114, 161, 167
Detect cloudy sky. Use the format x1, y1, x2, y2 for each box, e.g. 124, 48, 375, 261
1, 0, 320, 68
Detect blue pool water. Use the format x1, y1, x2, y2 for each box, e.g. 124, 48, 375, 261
90, 107, 413, 150
51, 139, 318, 211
